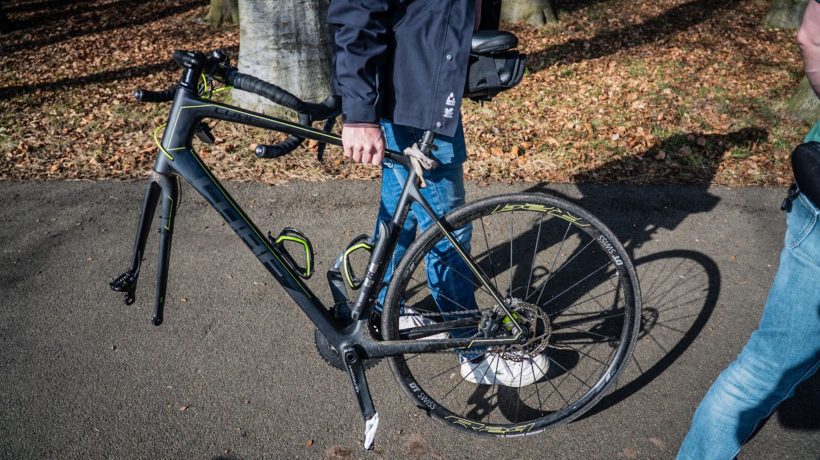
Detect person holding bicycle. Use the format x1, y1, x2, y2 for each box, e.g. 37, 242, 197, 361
677, 2, 820, 458
327, 0, 548, 387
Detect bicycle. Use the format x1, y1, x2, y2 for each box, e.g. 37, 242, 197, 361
110, 44, 641, 450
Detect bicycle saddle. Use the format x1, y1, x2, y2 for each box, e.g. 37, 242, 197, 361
471, 30, 518, 54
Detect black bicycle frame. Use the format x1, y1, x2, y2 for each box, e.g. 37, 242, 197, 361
112, 72, 532, 447
117, 83, 520, 356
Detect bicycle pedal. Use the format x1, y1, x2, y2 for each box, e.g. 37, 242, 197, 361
110, 268, 138, 305
268, 227, 314, 279
363, 412, 379, 450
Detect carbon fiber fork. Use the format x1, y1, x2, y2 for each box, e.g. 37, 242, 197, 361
110, 171, 179, 326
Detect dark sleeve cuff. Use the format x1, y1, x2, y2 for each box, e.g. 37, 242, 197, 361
342, 100, 381, 125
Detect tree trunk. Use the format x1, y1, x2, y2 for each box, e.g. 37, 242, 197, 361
501, 0, 557, 27
234, 0, 333, 115
786, 77, 820, 121
764, 0, 808, 29
207, 0, 239, 27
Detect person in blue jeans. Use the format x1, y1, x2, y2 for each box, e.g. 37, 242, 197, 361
328, 0, 547, 387
375, 120, 473, 316
677, 3, 820, 458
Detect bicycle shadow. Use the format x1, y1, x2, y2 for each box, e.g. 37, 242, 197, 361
462, 245, 720, 423
453, 128, 769, 422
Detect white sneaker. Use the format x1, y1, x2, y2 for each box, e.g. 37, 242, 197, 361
399, 308, 448, 340
460, 352, 548, 387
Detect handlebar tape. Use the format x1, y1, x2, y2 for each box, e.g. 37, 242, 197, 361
229, 72, 342, 121
231, 73, 307, 114
134, 87, 177, 103
255, 112, 311, 159
255, 137, 303, 159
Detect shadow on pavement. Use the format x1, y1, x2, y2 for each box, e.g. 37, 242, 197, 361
777, 371, 820, 431
499, 131, 772, 419
581, 249, 720, 419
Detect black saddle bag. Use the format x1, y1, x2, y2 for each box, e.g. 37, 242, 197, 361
792, 141, 820, 209
464, 30, 527, 102
464, 51, 527, 101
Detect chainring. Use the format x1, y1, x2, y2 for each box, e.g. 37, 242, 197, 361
313, 328, 381, 371
313, 302, 381, 371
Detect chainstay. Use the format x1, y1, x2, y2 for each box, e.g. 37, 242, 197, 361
396, 310, 481, 354
396, 310, 575, 354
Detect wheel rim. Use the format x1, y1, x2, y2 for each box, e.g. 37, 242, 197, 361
384, 195, 640, 434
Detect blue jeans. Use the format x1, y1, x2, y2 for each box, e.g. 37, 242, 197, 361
374, 120, 477, 323
677, 192, 820, 459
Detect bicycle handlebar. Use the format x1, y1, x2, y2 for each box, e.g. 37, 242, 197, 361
228, 71, 341, 159
136, 49, 342, 160
134, 87, 177, 103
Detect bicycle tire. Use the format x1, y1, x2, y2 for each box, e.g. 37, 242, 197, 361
382, 192, 641, 437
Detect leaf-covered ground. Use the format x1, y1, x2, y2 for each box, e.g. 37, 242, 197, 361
0, 0, 812, 185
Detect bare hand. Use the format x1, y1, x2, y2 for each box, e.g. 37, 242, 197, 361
341, 125, 385, 166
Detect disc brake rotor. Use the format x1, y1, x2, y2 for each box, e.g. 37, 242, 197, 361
492, 299, 551, 360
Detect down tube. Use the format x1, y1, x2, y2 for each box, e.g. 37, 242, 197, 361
169, 148, 339, 337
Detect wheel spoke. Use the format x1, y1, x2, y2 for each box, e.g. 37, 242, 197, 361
423, 243, 502, 308
480, 216, 501, 294
554, 324, 618, 342
532, 237, 596, 305
548, 286, 620, 319
509, 210, 514, 297
388, 198, 638, 432
408, 274, 478, 315
525, 214, 544, 299
537, 261, 612, 309
551, 310, 626, 330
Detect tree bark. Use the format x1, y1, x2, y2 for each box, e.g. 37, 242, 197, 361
233, 0, 333, 115
787, 76, 820, 121
764, 0, 808, 29
501, 0, 557, 27
207, 0, 239, 27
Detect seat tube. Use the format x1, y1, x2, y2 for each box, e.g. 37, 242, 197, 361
350, 165, 423, 321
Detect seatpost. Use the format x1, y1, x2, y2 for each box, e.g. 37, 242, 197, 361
418, 130, 436, 156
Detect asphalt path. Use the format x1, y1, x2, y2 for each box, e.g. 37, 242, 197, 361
1, 180, 817, 459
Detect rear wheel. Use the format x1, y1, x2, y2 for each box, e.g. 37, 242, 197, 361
382, 193, 640, 436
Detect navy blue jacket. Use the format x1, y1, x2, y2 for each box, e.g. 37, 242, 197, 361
328, 0, 500, 137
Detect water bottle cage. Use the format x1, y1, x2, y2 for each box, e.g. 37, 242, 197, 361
342, 234, 374, 290
268, 227, 314, 279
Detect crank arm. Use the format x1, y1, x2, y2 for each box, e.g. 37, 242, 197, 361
341, 347, 379, 450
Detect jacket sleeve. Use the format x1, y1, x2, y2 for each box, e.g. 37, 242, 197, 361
327, 0, 390, 124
